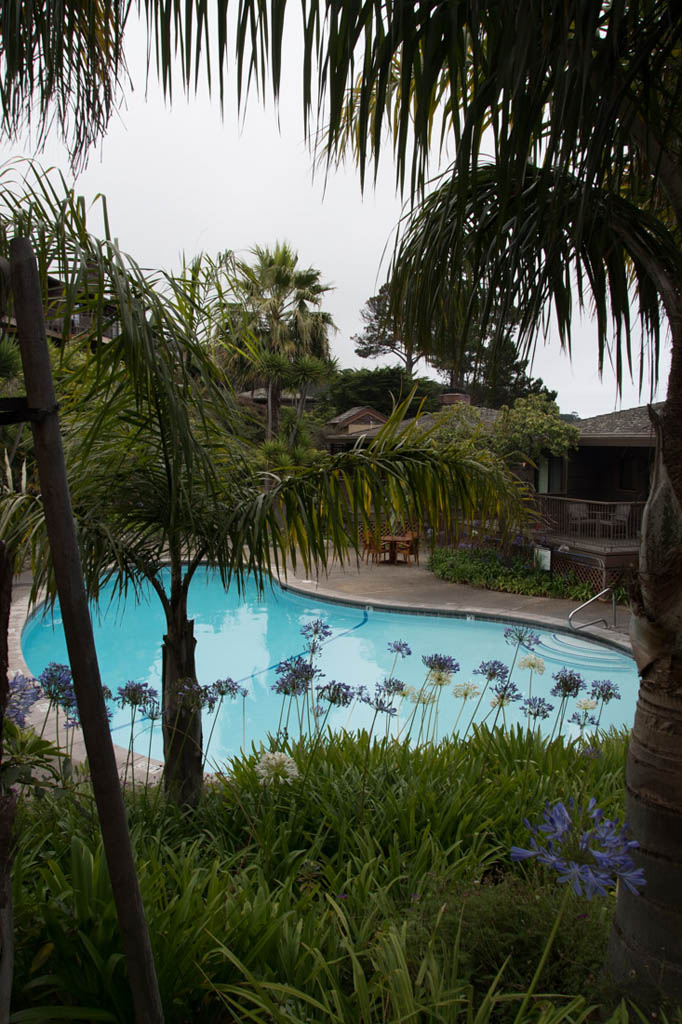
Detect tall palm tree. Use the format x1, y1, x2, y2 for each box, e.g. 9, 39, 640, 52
234, 242, 335, 440
222, 0, 682, 1008
0, 166, 529, 809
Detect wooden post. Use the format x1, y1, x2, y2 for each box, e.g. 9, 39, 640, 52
9, 238, 164, 1024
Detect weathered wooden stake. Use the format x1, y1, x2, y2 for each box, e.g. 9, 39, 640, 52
10, 238, 164, 1023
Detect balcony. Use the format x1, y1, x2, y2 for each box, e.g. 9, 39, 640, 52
534, 496, 645, 552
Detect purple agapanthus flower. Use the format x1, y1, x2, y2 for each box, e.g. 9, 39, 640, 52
5, 672, 42, 729
590, 679, 621, 704
382, 676, 406, 696
301, 619, 333, 655
510, 798, 645, 899
175, 678, 218, 712
316, 680, 356, 707
569, 710, 598, 730
522, 696, 554, 720
360, 684, 398, 715
213, 677, 248, 699
117, 680, 151, 709
491, 679, 522, 704
422, 653, 459, 675
38, 662, 76, 713
474, 659, 509, 684
504, 626, 541, 650
550, 668, 585, 699
387, 640, 412, 657
273, 655, 319, 697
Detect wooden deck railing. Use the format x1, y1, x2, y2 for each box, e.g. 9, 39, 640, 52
535, 495, 645, 544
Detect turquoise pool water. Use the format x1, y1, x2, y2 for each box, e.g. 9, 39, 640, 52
21, 567, 638, 764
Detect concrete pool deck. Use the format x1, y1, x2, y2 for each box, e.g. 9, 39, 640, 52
282, 556, 633, 653
8, 559, 634, 774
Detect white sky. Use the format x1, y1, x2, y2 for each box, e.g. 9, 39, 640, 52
1, 17, 671, 418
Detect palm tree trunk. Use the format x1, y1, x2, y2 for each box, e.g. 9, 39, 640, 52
161, 591, 203, 808
608, 311, 682, 1006
0, 541, 16, 1018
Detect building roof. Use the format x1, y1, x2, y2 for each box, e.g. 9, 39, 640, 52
578, 403, 662, 446
326, 406, 388, 427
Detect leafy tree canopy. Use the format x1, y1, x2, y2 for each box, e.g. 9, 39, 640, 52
322, 366, 442, 419
352, 283, 424, 378
428, 395, 579, 467
491, 395, 580, 465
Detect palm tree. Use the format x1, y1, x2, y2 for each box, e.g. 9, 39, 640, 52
10, 0, 682, 1005
0, 167, 529, 810
233, 242, 335, 440
221, 0, 682, 1008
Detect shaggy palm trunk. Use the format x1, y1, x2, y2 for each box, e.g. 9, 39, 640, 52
161, 586, 203, 808
609, 319, 682, 1007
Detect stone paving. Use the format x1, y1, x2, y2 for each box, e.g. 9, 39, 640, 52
8, 558, 633, 773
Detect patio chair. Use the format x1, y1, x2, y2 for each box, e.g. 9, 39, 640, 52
567, 502, 590, 536
599, 503, 630, 539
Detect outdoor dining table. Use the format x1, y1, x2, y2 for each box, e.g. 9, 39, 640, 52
380, 533, 416, 564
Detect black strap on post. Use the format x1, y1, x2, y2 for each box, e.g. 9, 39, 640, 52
0, 396, 59, 425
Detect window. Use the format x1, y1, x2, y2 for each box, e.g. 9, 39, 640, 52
536, 456, 566, 494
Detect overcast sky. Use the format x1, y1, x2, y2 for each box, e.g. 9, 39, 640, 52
2, 18, 671, 418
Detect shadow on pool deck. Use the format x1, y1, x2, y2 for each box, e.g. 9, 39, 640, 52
8, 560, 633, 771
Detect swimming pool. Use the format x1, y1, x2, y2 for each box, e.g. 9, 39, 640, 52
21, 567, 638, 764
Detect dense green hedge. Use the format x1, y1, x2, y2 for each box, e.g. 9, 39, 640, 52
428, 544, 629, 603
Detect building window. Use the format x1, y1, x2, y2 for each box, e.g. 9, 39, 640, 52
536, 456, 566, 494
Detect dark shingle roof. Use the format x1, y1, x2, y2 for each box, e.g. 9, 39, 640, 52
577, 403, 661, 446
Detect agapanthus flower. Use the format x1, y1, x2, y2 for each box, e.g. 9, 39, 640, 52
422, 653, 460, 686
38, 662, 76, 713
301, 619, 332, 655
117, 680, 151, 708
402, 685, 436, 706
581, 745, 602, 760
491, 679, 522, 705
576, 697, 598, 712
317, 680, 356, 707
474, 659, 509, 684
569, 710, 598, 729
6, 672, 42, 729
254, 751, 300, 785
175, 678, 218, 712
550, 668, 585, 699
213, 677, 248, 699
521, 696, 554, 720
590, 679, 621, 704
387, 640, 412, 657
272, 655, 319, 697
504, 626, 541, 650
489, 679, 520, 704
381, 676, 406, 696
517, 654, 545, 674
510, 798, 645, 899
360, 684, 398, 715
452, 681, 481, 699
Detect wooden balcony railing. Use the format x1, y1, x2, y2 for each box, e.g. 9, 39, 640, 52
534, 495, 645, 545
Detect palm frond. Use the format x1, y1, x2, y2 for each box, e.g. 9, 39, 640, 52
389, 163, 680, 392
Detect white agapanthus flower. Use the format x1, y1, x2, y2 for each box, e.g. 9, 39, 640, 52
254, 751, 300, 785
452, 681, 481, 699
517, 654, 546, 674
576, 697, 598, 712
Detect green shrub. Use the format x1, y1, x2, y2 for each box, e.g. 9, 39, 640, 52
9, 729, 637, 1022
427, 545, 629, 603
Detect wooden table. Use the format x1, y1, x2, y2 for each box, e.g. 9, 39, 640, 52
380, 533, 416, 564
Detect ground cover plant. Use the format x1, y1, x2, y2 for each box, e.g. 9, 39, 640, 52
10, 726, 640, 1023
6, 620, 659, 1022
428, 544, 630, 604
